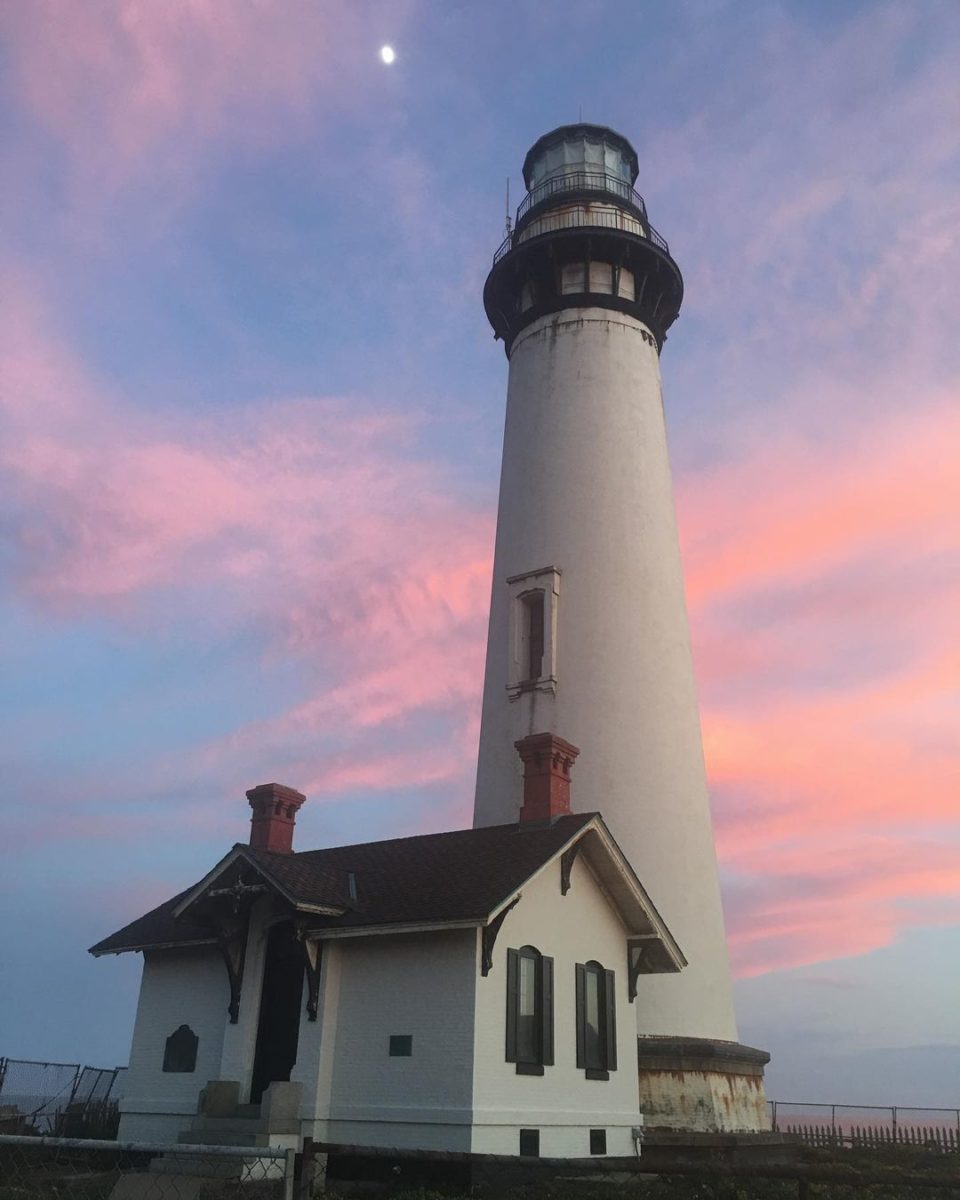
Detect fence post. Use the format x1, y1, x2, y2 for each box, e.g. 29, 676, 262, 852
296, 1136, 326, 1200
771, 1100, 777, 1131
892, 1106, 897, 1140
283, 1147, 297, 1200
0, 1057, 7, 1093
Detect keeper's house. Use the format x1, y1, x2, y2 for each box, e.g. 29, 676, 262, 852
91, 734, 684, 1159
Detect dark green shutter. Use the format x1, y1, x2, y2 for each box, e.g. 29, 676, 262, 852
505, 947, 519, 1062
604, 969, 617, 1071
575, 962, 586, 1068
541, 955, 554, 1066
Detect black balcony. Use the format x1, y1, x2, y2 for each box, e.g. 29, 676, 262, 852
493, 201, 669, 267
516, 169, 647, 226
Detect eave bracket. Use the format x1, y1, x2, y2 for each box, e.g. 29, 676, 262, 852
481, 896, 521, 976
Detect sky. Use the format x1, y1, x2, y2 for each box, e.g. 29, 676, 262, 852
1, 0, 958, 1109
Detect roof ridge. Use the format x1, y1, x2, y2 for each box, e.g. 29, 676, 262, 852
279, 811, 596, 859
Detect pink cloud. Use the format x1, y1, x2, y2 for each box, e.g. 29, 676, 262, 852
1, 273, 493, 818
673, 385, 960, 974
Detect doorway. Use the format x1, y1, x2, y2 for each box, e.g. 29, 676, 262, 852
250, 922, 305, 1104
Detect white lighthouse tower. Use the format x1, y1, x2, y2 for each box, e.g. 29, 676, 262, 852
474, 125, 769, 1131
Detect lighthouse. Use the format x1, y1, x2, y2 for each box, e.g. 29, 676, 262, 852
474, 125, 769, 1131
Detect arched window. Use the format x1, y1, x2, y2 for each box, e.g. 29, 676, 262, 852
576, 960, 617, 1079
505, 945, 554, 1075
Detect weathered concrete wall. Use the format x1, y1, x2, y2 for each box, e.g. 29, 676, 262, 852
639, 1069, 769, 1132
637, 1037, 771, 1133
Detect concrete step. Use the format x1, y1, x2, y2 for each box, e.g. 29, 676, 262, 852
187, 1115, 265, 1133
178, 1129, 271, 1147
236, 1103, 261, 1118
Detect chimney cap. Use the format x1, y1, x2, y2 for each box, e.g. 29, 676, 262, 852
246, 781, 307, 806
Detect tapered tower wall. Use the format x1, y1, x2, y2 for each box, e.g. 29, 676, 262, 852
474, 306, 737, 1041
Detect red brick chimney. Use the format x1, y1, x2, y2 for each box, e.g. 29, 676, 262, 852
246, 783, 306, 853
515, 733, 581, 825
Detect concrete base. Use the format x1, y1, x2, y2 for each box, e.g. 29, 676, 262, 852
637, 1036, 771, 1133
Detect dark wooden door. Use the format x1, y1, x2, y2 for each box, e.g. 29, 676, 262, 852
250, 923, 304, 1104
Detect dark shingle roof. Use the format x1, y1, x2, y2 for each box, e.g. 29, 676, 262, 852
90, 814, 596, 956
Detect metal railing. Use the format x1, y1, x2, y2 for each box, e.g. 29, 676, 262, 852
492, 212, 669, 267
0, 1057, 126, 1137
517, 170, 647, 224
770, 1099, 960, 1145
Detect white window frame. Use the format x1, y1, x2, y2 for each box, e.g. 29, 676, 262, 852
506, 565, 560, 699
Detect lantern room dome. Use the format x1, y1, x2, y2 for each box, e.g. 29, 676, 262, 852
522, 123, 639, 190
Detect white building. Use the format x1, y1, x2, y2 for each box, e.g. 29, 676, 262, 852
92, 740, 685, 1159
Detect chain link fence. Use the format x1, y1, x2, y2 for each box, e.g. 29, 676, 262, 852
0, 1135, 293, 1200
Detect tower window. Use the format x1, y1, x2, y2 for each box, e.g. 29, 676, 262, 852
589, 261, 614, 294
561, 262, 586, 294
506, 946, 554, 1074
575, 961, 617, 1080
506, 566, 560, 698
523, 591, 545, 681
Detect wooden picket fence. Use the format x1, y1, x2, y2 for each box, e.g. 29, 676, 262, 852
785, 1121, 960, 1153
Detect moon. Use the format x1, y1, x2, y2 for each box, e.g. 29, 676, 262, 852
380, 45, 395, 64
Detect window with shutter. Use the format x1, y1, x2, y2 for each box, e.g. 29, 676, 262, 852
505, 945, 554, 1074
575, 960, 616, 1079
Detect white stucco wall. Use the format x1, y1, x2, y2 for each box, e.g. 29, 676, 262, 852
474, 306, 737, 1043
290, 940, 335, 1121
117, 947, 228, 1142
472, 853, 640, 1158
310, 930, 477, 1151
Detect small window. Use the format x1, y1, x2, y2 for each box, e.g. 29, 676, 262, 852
162, 1025, 198, 1073
589, 262, 613, 295
506, 946, 554, 1074
618, 267, 635, 301
522, 592, 545, 682
389, 1035, 412, 1057
590, 1129, 607, 1156
561, 262, 586, 294
506, 567, 560, 697
575, 961, 617, 1079
519, 1128, 540, 1157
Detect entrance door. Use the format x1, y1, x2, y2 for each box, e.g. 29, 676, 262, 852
250, 922, 305, 1104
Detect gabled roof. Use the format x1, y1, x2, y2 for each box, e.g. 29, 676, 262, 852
89, 812, 685, 972
90, 814, 594, 956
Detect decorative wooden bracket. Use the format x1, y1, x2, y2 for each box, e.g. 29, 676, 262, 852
481, 896, 520, 976
560, 840, 583, 895
628, 937, 659, 1003
299, 933, 323, 1022
216, 923, 248, 1024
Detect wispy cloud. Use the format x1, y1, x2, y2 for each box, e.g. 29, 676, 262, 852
1, 0, 417, 199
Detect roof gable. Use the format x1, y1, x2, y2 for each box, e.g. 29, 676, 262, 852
90, 814, 596, 956
89, 812, 684, 973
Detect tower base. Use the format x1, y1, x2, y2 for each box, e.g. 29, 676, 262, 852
637, 1036, 771, 1133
